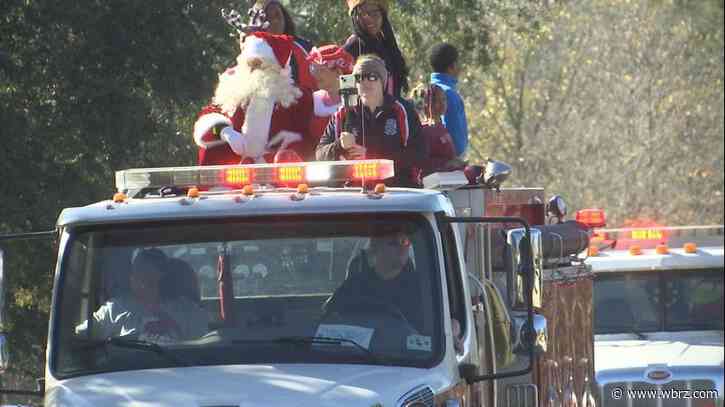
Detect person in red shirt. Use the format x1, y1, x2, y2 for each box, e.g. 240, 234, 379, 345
411, 83, 464, 177
306, 45, 355, 148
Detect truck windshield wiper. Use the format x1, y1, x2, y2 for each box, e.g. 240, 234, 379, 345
232, 336, 391, 365
76, 337, 188, 367
629, 329, 647, 340
599, 325, 648, 339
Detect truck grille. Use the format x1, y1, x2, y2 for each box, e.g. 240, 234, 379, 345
600, 380, 716, 407
399, 385, 435, 407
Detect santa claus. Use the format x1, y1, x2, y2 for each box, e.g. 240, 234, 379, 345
193, 31, 313, 165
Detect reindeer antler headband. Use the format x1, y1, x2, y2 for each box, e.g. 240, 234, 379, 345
221, 8, 269, 36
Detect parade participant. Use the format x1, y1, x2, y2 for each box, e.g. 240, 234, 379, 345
193, 32, 313, 164
75, 249, 208, 343
307, 45, 355, 146
410, 83, 465, 177
430, 42, 469, 157
316, 55, 425, 187
343, 0, 409, 98
246, 0, 317, 89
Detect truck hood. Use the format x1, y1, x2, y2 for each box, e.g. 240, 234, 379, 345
594, 330, 724, 372
46, 364, 449, 407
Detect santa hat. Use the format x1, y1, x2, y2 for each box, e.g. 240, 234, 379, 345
346, 0, 389, 15
241, 31, 294, 68
307, 45, 355, 74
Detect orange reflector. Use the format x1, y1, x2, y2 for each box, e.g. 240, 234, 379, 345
225, 168, 252, 186
655, 244, 669, 255
187, 187, 200, 198
575, 208, 607, 228
374, 183, 386, 194
112, 192, 127, 203
588, 245, 599, 256
297, 183, 309, 194
242, 185, 255, 196
353, 162, 379, 179
683, 242, 697, 253
629, 245, 642, 256
276, 166, 304, 183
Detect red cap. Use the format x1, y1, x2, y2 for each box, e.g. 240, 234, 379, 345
307, 45, 355, 74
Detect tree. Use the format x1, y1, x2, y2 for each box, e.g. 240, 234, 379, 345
467, 0, 724, 225
1, 1, 238, 403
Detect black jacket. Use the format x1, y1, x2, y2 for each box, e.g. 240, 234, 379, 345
316, 96, 426, 187
325, 252, 424, 332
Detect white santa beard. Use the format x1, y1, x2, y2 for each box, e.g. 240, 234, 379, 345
211, 60, 303, 160
213, 60, 302, 116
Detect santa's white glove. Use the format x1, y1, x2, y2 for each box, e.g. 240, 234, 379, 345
220, 126, 249, 157
267, 131, 303, 150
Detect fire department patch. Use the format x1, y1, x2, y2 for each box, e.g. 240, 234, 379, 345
384, 118, 398, 136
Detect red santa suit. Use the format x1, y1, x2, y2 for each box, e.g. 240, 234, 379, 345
193, 32, 313, 164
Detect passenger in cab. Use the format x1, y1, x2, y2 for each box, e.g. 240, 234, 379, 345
343, 0, 409, 98
410, 83, 465, 177
75, 249, 208, 344
316, 55, 425, 187
193, 32, 314, 164
307, 45, 355, 148
247, 0, 317, 89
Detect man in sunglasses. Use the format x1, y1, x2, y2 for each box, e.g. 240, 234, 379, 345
315, 55, 426, 187
323, 228, 425, 332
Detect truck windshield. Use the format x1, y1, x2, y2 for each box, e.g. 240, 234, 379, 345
53, 214, 443, 378
594, 269, 724, 334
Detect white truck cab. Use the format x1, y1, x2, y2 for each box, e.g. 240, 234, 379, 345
584, 219, 724, 407
1, 160, 594, 407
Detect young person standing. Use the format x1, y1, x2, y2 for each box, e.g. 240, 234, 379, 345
430, 43, 469, 158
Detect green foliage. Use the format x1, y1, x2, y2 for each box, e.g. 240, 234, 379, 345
0, 0, 238, 402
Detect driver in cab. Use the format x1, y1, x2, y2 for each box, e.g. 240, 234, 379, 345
324, 227, 424, 332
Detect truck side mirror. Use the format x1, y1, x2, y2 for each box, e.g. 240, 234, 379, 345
512, 313, 548, 355
506, 228, 543, 310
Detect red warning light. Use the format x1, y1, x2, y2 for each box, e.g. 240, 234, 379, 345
576, 209, 607, 228
224, 168, 252, 186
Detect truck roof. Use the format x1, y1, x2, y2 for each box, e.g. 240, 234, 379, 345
57, 187, 453, 227
587, 246, 724, 273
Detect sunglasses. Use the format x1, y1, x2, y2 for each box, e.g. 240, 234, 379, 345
372, 234, 411, 250
355, 73, 381, 82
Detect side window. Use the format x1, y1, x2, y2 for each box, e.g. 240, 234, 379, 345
441, 224, 467, 336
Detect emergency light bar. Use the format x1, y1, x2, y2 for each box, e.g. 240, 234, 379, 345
115, 160, 395, 193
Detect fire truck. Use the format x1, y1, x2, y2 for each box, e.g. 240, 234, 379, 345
580, 210, 724, 407
0, 160, 596, 406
